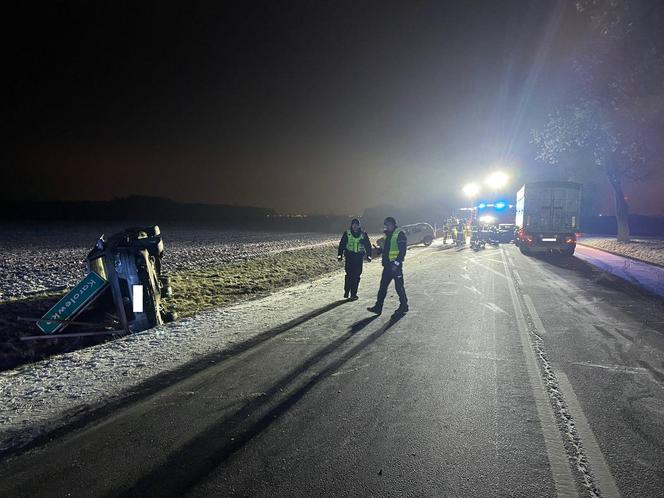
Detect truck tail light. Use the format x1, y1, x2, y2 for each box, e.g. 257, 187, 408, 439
524, 235, 534, 245
564, 236, 576, 244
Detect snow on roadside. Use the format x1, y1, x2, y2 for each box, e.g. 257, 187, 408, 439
578, 236, 664, 267
0, 269, 350, 456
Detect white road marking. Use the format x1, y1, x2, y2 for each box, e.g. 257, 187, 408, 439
466, 258, 507, 279
500, 247, 578, 497
556, 372, 621, 498
569, 362, 648, 376
523, 295, 546, 335
464, 285, 482, 295
509, 249, 621, 498
481, 302, 508, 315
461, 273, 472, 281
512, 268, 523, 286
508, 256, 516, 267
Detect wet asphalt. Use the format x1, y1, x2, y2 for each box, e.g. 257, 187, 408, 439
1, 242, 663, 497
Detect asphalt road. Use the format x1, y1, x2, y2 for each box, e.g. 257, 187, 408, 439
1, 242, 663, 497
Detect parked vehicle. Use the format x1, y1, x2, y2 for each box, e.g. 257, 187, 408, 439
471, 222, 500, 247
515, 182, 582, 256
497, 224, 516, 243
374, 222, 435, 256
487, 226, 501, 246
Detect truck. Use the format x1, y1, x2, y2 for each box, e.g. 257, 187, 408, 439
514, 181, 582, 256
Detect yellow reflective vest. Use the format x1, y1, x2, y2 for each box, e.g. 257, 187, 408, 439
346, 230, 365, 253
388, 228, 404, 262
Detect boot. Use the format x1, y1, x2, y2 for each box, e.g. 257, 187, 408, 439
350, 278, 359, 300
367, 305, 382, 315
343, 275, 350, 299
394, 304, 409, 315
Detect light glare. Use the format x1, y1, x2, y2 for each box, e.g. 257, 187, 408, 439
485, 171, 508, 189
462, 182, 480, 197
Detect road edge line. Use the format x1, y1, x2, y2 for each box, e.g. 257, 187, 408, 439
554, 374, 621, 498
500, 247, 578, 497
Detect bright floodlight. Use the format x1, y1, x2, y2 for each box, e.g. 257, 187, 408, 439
485, 171, 508, 189
462, 182, 480, 197
479, 215, 495, 224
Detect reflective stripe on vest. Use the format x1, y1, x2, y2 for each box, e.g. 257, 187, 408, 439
388, 228, 403, 262
346, 230, 364, 253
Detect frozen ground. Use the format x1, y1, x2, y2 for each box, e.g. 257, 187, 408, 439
0, 269, 352, 455
578, 235, 664, 267
0, 223, 337, 300
0, 240, 428, 457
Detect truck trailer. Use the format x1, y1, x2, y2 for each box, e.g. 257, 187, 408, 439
515, 181, 582, 256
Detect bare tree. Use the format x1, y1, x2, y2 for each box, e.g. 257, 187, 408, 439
532, 0, 664, 242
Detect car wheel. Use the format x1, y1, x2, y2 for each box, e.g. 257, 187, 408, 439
423, 236, 433, 246
519, 246, 530, 256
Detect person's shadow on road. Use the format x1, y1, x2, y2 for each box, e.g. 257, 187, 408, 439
123, 310, 405, 497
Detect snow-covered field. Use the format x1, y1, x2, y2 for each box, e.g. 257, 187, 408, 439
577, 236, 664, 267
0, 223, 337, 300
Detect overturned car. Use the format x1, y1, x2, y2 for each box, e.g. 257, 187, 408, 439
86, 225, 175, 333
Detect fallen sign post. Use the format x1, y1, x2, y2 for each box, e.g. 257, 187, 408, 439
20, 329, 124, 341
37, 271, 109, 334
18, 316, 108, 327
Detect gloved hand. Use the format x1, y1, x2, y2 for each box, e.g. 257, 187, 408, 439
337, 255, 343, 262
366, 256, 372, 263
391, 260, 401, 273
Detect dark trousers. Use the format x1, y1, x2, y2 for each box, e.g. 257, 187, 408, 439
344, 251, 364, 297
375, 264, 408, 309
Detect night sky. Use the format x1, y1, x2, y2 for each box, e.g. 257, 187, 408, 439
5, 1, 663, 215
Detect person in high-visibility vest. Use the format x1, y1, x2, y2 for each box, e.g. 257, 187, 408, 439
367, 216, 408, 315
337, 218, 372, 300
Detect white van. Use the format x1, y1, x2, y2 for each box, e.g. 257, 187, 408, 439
374, 222, 435, 256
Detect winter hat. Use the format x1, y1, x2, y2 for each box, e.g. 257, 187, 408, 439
384, 216, 397, 225
351, 218, 361, 226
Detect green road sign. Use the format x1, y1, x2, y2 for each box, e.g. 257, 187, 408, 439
38, 272, 108, 334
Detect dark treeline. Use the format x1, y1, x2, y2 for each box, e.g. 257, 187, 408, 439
2, 196, 273, 224
0, 196, 356, 233
2, 196, 662, 236
580, 214, 664, 237
0, 196, 451, 234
